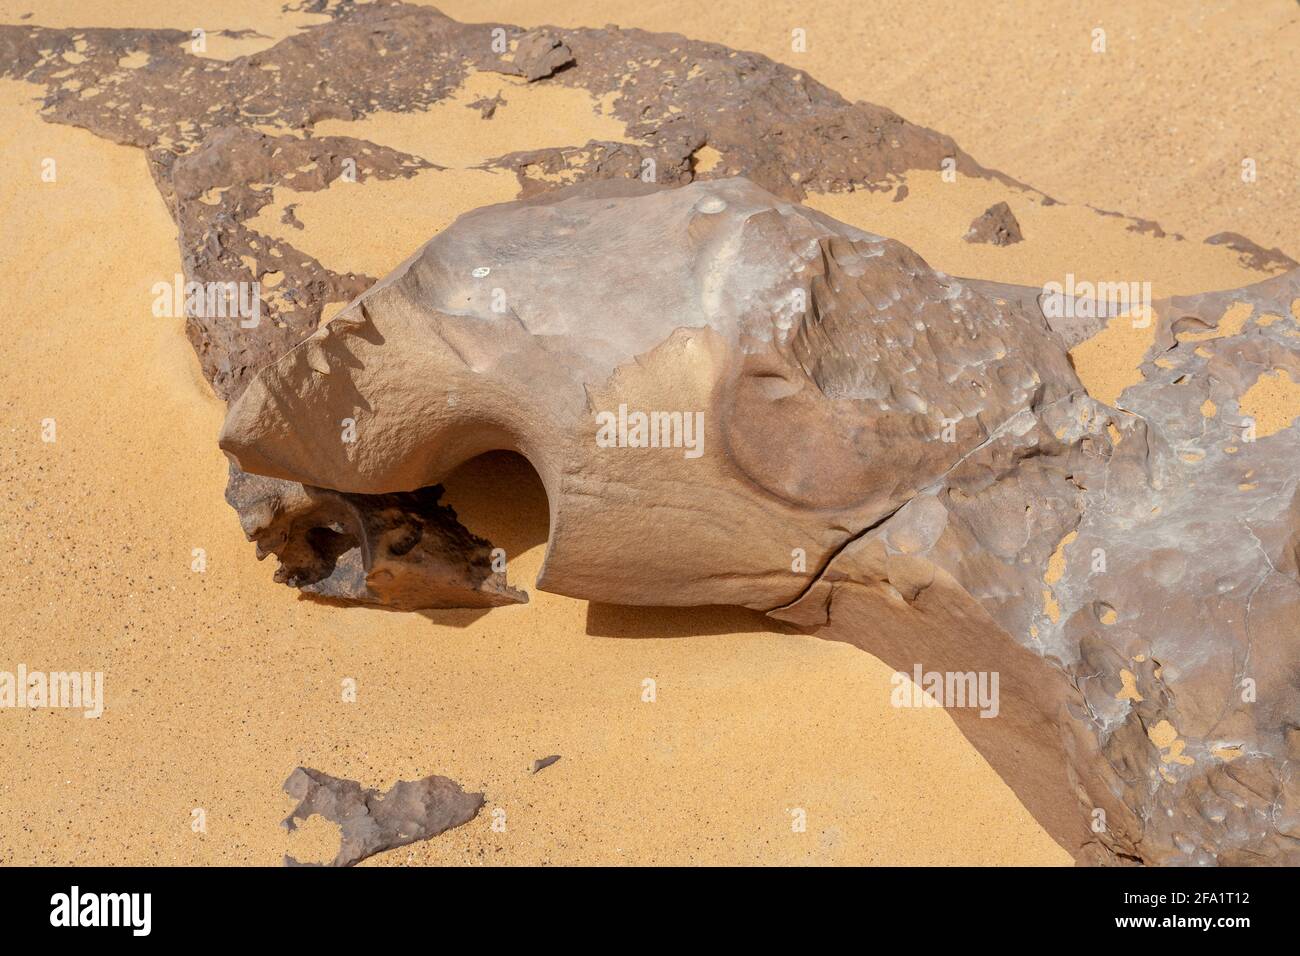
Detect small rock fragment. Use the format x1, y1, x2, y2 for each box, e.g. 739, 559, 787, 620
280, 203, 304, 230
512, 30, 574, 82
530, 755, 561, 774
964, 201, 1023, 246
281, 767, 484, 867
466, 91, 506, 119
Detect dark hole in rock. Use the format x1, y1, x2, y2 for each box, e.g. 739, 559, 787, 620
305, 525, 358, 570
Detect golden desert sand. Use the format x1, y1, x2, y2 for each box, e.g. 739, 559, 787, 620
1, 0, 1297, 865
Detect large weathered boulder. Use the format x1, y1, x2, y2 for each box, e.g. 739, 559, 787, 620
220, 177, 1091, 610
221, 178, 1300, 866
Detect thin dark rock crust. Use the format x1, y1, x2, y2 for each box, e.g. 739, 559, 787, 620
1204, 231, 1299, 273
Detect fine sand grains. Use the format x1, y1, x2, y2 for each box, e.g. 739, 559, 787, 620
437, 0, 1300, 253
243, 72, 634, 280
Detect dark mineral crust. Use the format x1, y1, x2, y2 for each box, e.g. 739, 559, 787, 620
1204, 232, 1299, 274
1, 0, 1010, 402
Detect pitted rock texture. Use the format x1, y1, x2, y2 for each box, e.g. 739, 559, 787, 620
1057, 270, 1300, 864
225, 178, 1300, 866
774, 269, 1300, 865
281, 767, 484, 867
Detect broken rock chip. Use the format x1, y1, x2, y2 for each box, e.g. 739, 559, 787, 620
530, 755, 561, 774
964, 201, 1023, 246
282, 767, 484, 867
508, 29, 575, 82
225, 466, 525, 611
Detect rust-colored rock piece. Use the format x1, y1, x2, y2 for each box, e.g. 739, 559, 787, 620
225, 467, 525, 611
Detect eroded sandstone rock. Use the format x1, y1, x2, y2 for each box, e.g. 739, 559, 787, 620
220, 177, 1088, 609
507, 29, 575, 82
224, 178, 1300, 866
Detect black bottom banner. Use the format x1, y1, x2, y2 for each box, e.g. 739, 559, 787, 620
0, 865, 1279, 942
